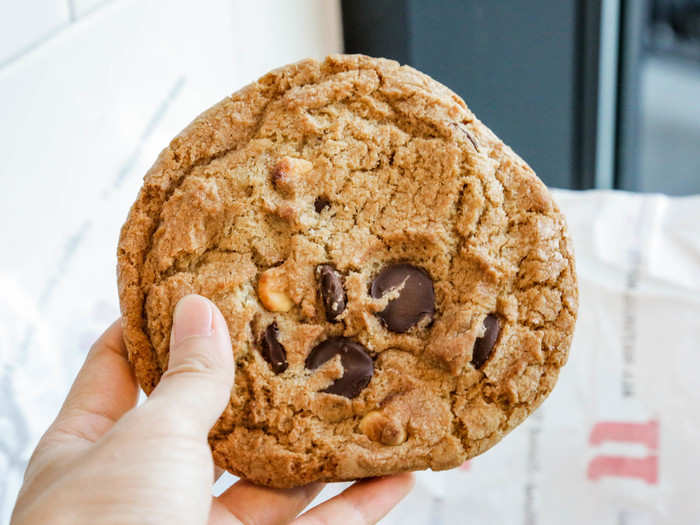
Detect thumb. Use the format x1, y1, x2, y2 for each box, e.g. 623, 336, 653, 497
146, 294, 234, 437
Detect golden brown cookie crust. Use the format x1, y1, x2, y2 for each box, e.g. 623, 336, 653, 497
117, 54, 578, 488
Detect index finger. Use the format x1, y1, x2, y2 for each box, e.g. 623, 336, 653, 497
50, 319, 139, 443
215, 479, 324, 525
293, 473, 414, 525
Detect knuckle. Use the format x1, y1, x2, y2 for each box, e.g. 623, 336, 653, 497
164, 355, 216, 377
161, 354, 233, 393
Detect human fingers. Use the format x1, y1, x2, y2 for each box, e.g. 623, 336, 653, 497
215, 480, 324, 525
49, 319, 138, 444
145, 294, 234, 438
16, 320, 139, 515
293, 474, 414, 525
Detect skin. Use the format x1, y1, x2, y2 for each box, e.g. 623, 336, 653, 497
11, 294, 414, 525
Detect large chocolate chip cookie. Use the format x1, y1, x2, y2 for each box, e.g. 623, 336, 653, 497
117, 54, 578, 488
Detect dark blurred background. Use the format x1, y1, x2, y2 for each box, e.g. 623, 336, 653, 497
342, 0, 700, 194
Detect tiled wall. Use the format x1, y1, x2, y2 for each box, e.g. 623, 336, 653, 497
0, 2, 341, 521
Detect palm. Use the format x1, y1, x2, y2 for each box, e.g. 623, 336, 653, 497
12, 320, 412, 525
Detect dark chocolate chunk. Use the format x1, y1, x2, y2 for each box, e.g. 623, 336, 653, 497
260, 322, 288, 374
370, 263, 435, 333
471, 314, 501, 369
316, 264, 346, 321
305, 337, 373, 398
314, 196, 330, 213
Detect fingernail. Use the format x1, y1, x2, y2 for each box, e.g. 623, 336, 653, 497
172, 295, 213, 346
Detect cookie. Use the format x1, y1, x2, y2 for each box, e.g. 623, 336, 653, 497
117, 54, 578, 488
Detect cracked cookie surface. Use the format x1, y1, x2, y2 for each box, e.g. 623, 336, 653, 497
117, 54, 578, 488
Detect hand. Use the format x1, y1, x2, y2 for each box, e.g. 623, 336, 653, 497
11, 294, 414, 525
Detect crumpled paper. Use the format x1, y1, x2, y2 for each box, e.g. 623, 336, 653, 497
373, 190, 700, 524
215, 190, 700, 524
5, 189, 697, 524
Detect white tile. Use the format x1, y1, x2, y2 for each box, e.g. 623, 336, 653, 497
230, 0, 343, 80
0, 2, 341, 520
0, 0, 70, 66
0, 0, 342, 305
72, 0, 110, 17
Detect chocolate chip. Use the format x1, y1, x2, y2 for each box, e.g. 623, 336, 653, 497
260, 322, 288, 374
471, 314, 501, 369
314, 196, 330, 213
305, 337, 373, 398
370, 263, 435, 333
316, 264, 346, 321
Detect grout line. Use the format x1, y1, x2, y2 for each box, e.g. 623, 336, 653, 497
102, 76, 187, 198
38, 220, 92, 307
67, 0, 77, 21
0, 23, 72, 71
77, 0, 117, 20
0, 0, 118, 72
